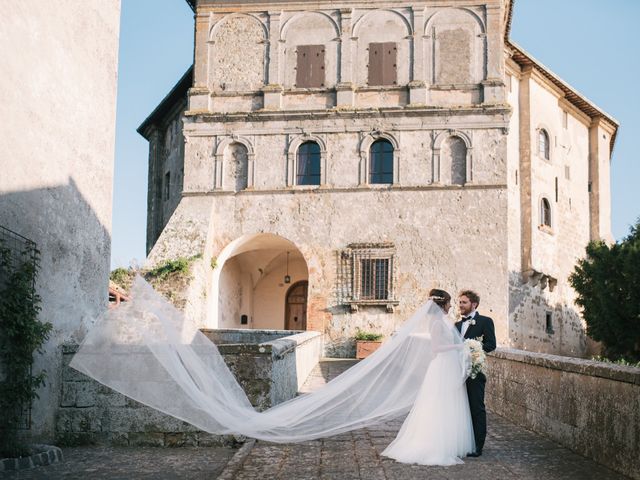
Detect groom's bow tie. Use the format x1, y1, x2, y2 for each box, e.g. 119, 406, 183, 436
461, 316, 472, 321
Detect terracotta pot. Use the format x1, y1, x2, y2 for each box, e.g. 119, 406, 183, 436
356, 340, 382, 359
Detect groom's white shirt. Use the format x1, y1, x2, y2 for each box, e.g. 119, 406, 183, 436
461, 310, 477, 336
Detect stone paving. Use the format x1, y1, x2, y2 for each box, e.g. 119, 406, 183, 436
220, 358, 630, 480
1, 358, 631, 479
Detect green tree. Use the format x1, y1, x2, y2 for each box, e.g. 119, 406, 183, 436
569, 219, 640, 362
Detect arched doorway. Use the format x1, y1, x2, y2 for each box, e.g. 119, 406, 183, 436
285, 281, 308, 330
211, 233, 309, 330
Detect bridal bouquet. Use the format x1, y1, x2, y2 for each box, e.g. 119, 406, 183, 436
464, 338, 486, 379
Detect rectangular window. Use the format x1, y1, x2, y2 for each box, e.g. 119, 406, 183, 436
545, 311, 554, 334
336, 243, 398, 310
555, 177, 558, 203
368, 42, 397, 86
296, 45, 325, 88
164, 172, 171, 201
565, 165, 571, 180
562, 110, 568, 129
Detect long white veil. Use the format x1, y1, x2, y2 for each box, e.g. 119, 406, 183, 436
71, 276, 469, 443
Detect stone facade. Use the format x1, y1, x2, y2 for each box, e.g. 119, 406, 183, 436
487, 349, 640, 480
0, 0, 121, 440
140, 0, 617, 358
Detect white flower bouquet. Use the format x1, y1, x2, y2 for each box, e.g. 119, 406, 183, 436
464, 338, 487, 379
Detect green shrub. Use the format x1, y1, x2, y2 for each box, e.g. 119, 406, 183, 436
569, 218, 640, 362
0, 240, 52, 458
355, 329, 384, 342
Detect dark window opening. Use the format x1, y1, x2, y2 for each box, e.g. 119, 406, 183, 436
541, 198, 551, 227
538, 129, 550, 160
555, 177, 558, 202
370, 139, 393, 184
297, 141, 321, 185
545, 311, 554, 334
164, 172, 171, 201
360, 258, 390, 300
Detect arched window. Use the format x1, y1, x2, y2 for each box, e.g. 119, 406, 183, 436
541, 198, 552, 227
370, 139, 394, 184
445, 136, 467, 185
297, 141, 321, 185
538, 129, 550, 160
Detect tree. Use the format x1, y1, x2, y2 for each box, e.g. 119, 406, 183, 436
569, 219, 640, 362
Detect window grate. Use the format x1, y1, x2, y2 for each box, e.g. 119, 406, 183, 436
336, 243, 397, 311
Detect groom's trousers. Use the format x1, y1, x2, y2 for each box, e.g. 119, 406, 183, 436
466, 373, 487, 452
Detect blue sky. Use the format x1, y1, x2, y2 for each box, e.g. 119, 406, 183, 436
111, 0, 640, 269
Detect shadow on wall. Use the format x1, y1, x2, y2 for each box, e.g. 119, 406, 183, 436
0, 176, 112, 440
508, 271, 599, 358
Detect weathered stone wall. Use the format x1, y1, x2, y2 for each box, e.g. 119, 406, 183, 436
57, 330, 323, 445
0, 0, 120, 441
487, 348, 640, 480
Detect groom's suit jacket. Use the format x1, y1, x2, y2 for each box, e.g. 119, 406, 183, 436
455, 313, 496, 353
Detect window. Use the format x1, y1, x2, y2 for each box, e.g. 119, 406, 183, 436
336, 243, 398, 311
538, 129, 550, 160
368, 42, 397, 86
541, 198, 551, 227
164, 172, 171, 201
545, 311, 554, 334
507, 74, 512, 93
297, 141, 321, 185
555, 177, 558, 203
296, 45, 325, 88
562, 111, 568, 129
370, 139, 394, 184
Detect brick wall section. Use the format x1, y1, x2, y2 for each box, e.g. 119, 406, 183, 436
486, 348, 640, 480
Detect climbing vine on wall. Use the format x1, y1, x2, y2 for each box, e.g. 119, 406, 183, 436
0, 236, 52, 458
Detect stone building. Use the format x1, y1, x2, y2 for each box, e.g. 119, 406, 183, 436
0, 1, 121, 440
139, 0, 617, 358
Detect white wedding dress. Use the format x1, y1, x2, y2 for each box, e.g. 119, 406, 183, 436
71, 276, 474, 465
381, 319, 475, 465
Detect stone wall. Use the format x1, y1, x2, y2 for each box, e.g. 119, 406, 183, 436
57, 329, 323, 445
0, 0, 120, 441
487, 348, 640, 480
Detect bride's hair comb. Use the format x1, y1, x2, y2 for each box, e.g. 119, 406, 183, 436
429, 295, 445, 301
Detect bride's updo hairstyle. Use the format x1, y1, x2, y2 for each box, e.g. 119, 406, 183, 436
428, 288, 451, 309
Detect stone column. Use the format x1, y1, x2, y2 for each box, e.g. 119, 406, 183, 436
336, 8, 354, 107
519, 67, 533, 278
263, 11, 283, 109
189, 11, 211, 112
146, 127, 163, 254
481, 4, 505, 104
409, 6, 427, 105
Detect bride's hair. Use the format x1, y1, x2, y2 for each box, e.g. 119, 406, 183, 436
428, 288, 451, 308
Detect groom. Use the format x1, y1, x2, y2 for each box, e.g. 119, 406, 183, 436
455, 290, 496, 457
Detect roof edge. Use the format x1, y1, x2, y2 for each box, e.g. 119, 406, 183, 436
137, 66, 193, 139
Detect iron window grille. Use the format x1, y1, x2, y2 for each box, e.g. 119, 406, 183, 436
337, 243, 398, 312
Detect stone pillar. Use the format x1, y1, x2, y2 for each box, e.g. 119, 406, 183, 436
263, 11, 283, 109
588, 117, 614, 242
189, 11, 211, 112
519, 67, 533, 278
409, 6, 427, 105
482, 4, 505, 104
336, 8, 354, 107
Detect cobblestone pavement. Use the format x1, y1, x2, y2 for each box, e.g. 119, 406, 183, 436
1, 359, 630, 480
220, 358, 630, 480
0, 446, 236, 479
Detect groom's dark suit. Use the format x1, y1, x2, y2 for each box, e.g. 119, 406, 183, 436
455, 312, 496, 454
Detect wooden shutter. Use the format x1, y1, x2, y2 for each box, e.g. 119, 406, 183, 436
368, 42, 397, 86
296, 45, 325, 88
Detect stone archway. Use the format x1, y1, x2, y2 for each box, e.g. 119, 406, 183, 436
211, 233, 309, 330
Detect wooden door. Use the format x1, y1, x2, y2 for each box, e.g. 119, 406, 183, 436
285, 281, 308, 330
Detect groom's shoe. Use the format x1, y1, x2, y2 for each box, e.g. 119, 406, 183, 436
466, 450, 482, 457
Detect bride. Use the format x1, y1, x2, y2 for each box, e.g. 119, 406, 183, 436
71, 279, 476, 466
381, 289, 475, 465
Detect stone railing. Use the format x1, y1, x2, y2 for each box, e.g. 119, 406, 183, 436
57, 329, 323, 446
486, 348, 640, 480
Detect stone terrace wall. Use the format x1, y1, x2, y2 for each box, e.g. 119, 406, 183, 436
487, 348, 640, 480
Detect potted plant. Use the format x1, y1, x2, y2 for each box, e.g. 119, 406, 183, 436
355, 329, 384, 359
